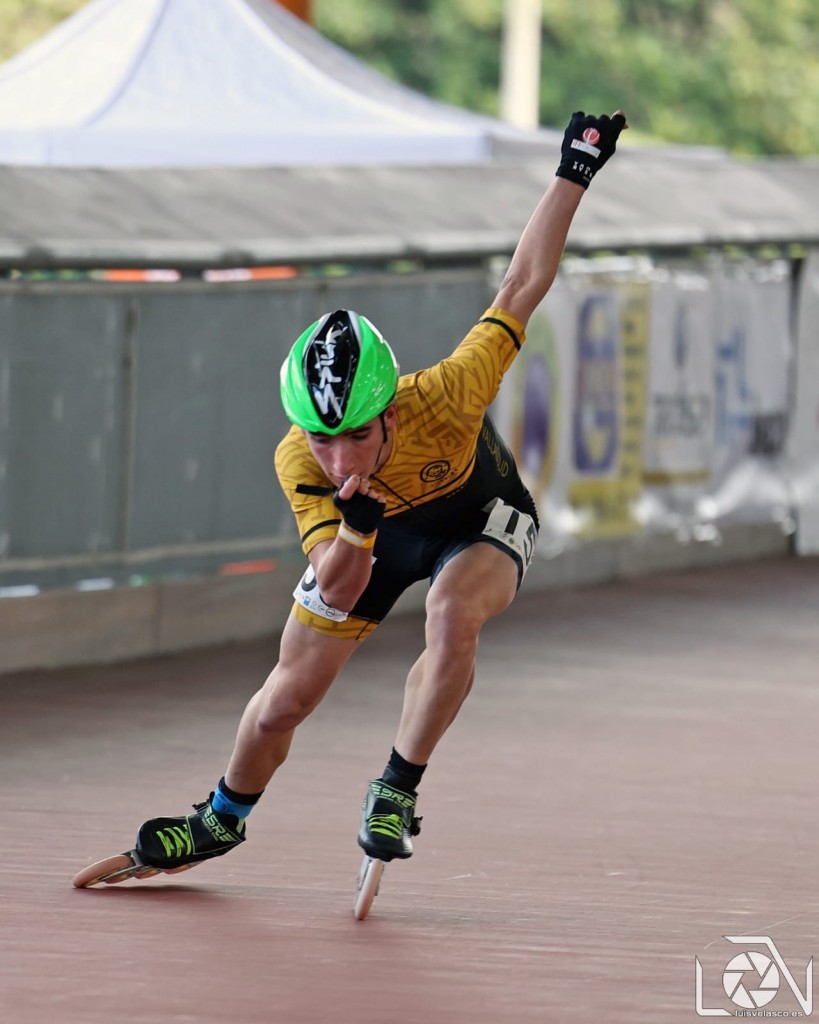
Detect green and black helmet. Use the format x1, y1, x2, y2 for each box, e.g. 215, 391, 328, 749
280, 309, 399, 434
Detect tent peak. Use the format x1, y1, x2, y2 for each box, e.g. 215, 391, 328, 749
0, 0, 557, 168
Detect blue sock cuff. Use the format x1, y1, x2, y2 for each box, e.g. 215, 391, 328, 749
212, 785, 260, 820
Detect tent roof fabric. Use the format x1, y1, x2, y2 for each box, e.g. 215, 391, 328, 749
0, 0, 557, 167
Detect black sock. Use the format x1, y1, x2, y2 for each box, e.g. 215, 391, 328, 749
380, 748, 427, 793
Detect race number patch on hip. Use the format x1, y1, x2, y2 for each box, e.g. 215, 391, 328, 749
481, 498, 537, 577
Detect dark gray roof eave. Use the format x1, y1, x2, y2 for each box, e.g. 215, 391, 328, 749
1, 155, 819, 269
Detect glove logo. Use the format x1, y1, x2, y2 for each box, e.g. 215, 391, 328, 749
582, 127, 600, 146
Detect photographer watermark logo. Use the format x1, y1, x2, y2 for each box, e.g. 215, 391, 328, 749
696, 936, 813, 1017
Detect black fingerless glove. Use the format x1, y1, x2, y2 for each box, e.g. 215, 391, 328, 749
333, 489, 385, 535
555, 111, 626, 190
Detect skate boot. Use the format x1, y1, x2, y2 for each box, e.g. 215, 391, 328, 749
135, 794, 247, 869
357, 779, 422, 862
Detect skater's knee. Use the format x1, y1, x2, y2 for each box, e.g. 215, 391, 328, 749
256, 698, 311, 734
253, 657, 340, 734
425, 590, 482, 653
256, 689, 320, 734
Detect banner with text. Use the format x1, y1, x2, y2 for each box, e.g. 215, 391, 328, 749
494, 256, 803, 553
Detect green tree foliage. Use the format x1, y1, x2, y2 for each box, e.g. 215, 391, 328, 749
315, 0, 819, 155
3, 0, 819, 155
315, 0, 502, 116
0, 0, 86, 62
544, 0, 819, 155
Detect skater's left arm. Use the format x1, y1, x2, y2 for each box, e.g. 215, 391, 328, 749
306, 474, 384, 611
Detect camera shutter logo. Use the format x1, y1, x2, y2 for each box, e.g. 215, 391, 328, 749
695, 935, 813, 1017
722, 951, 779, 1010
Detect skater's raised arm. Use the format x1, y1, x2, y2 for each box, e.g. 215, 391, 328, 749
493, 110, 627, 328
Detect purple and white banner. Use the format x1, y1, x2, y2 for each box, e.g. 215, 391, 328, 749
495, 255, 812, 552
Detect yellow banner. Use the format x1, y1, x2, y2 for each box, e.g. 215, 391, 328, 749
568, 283, 650, 537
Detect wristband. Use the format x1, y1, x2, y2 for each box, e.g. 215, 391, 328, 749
337, 522, 377, 549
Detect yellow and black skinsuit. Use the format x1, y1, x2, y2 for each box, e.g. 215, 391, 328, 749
275, 308, 538, 640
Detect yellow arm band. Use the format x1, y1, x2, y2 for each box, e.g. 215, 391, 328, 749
337, 522, 377, 549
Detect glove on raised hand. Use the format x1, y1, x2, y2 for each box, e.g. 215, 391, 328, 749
333, 488, 385, 535
555, 111, 627, 190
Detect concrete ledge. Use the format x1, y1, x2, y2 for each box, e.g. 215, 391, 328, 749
0, 523, 792, 676
0, 585, 157, 673
154, 572, 295, 654
524, 520, 792, 592
0, 569, 295, 676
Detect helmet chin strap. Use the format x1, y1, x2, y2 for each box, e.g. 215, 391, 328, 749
370, 411, 390, 476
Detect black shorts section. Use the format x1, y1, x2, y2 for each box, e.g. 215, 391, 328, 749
431, 533, 525, 589
349, 522, 453, 623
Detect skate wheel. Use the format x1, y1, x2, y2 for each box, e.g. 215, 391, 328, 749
130, 867, 161, 881
163, 864, 195, 875
353, 856, 384, 921
72, 853, 136, 889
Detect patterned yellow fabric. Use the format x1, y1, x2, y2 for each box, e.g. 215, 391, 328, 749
275, 307, 525, 554
292, 601, 380, 641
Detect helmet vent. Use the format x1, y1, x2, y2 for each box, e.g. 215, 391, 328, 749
303, 311, 361, 429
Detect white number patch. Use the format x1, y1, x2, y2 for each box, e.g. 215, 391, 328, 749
481, 498, 538, 578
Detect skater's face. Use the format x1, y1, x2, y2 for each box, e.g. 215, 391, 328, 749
305, 405, 397, 486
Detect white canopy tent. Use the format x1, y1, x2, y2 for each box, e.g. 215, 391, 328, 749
1, 0, 818, 268
0, 0, 557, 167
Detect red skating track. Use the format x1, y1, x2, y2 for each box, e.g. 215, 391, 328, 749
3, 556, 818, 1023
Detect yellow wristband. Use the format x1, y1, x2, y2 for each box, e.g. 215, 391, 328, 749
337, 522, 377, 549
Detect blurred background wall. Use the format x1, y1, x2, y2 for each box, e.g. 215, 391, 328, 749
0, 0, 817, 673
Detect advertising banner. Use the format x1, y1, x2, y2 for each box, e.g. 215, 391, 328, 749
642, 270, 714, 500
495, 254, 807, 556
565, 280, 650, 538
494, 278, 575, 553
788, 249, 819, 554
705, 260, 793, 525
